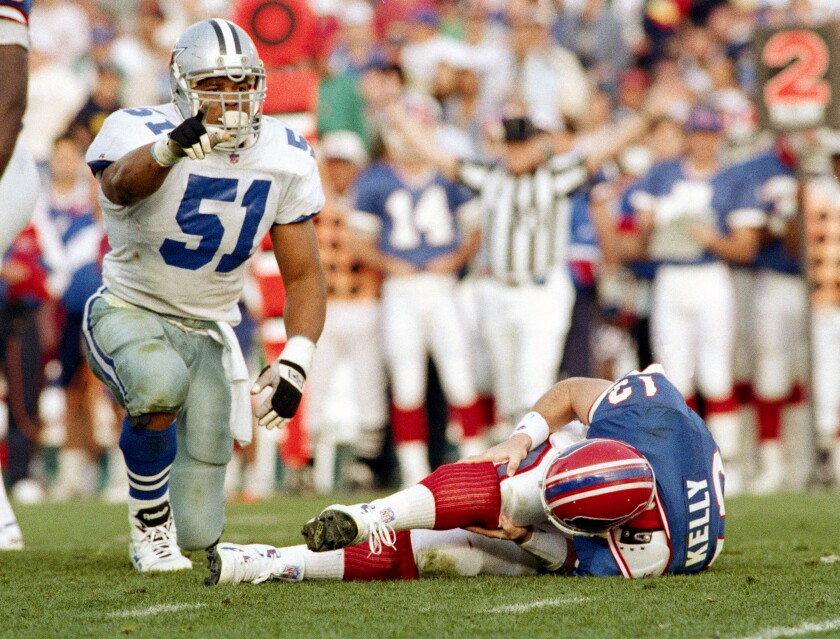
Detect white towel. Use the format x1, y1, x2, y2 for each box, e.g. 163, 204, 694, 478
217, 322, 253, 447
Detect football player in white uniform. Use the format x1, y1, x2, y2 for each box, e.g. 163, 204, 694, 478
0, 0, 36, 551
83, 19, 326, 572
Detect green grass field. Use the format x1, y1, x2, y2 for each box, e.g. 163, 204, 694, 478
2, 492, 839, 639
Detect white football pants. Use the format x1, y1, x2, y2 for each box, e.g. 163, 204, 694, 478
482, 270, 576, 423
306, 300, 388, 440
812, 306, 840, 445
651, 262, 736, 400
381, 273, 477, 409
752, 270, 808, 400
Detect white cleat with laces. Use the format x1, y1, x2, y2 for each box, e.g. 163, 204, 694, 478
301, 503, 397, 555
205, 543, 305, 585
129, 501, 192, 572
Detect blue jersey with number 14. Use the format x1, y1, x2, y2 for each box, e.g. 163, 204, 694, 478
574, 365, 725, 577
85, 103, 324, 323
355, 162, 474, 269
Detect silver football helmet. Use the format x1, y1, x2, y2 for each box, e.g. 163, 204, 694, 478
170, 19, 266, 150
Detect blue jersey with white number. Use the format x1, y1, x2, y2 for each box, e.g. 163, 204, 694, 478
728, 152, 799, 275
632, 160, 739, 265
619, 182, 658, 280
85, 104, 324, 323
354, 162, 474, 269
573, 366, 725, 577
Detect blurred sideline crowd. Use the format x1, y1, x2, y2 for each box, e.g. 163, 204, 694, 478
3, 0, 840, 505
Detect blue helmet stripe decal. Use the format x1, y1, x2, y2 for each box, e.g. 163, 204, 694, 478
545, 466, 653, 501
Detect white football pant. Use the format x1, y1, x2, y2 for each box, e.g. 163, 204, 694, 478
812, 306, 840, 447
381, 273, 477, 409
651, 262, 736, 401
482, 269, 575, 424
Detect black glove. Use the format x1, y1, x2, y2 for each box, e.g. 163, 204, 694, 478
152, 107, 220, 165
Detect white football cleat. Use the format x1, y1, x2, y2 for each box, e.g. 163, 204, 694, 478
301, 503, 396, 555
129, 501, 192, 572
205, 543, 304, 585
0, 520, 23, 551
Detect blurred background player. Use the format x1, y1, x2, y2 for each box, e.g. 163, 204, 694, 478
352, 92, 483, 486
306, 130, 388, 493
385, 90, 666, 432
721, 138, 810, 493
627, 105, 763, 494
0, 0, 37, 550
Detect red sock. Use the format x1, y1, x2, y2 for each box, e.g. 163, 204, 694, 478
480, 395, 496, 427
451, 400, 483, 438
420, 462, 501, 530
734, 382, 753, 406
705, 393, 738, 416
391, 405, 428, 444
787, 383, 807, 404
342, 531, 419, 581
685, 395, 699, 414
755, 397, 784, 440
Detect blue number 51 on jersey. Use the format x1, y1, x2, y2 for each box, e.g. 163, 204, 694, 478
160, 174, 270, 272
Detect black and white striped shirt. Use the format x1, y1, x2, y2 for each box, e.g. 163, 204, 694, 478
457, 152, 589, 285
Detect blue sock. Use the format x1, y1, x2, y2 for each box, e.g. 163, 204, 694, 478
119, 415, 177, 500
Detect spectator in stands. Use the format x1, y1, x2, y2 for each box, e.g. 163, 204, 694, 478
327, 1, 385, 77
29, 0, 91, 69
110, 0, 171, 107
69, 64, 123, 150
400, 7, 469, 96
554, 0, 631, 94
22, 44, 86, 165
487, 3, 590, 125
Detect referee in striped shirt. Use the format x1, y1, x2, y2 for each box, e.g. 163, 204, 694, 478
385, 98, 662, 426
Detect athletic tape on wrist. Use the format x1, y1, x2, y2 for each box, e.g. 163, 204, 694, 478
279, 336, 317, 377
151, 139, 180, 167
510, 411, 550, 451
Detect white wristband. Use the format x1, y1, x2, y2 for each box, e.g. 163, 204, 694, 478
279, 335, 317, 377
151, 138, 181, 167
510, 411, 550, 451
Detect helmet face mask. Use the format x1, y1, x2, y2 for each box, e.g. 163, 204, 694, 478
170, 19, 267, 150
540, 438, 656, 537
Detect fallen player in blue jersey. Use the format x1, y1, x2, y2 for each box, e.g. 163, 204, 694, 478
206, 365, 725, 584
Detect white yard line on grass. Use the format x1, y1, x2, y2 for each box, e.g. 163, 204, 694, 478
108, 603, 208, 618
489, 597, 590, 613
738, 618, 840, 639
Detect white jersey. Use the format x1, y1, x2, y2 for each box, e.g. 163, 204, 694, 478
86, 104, 324, 323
